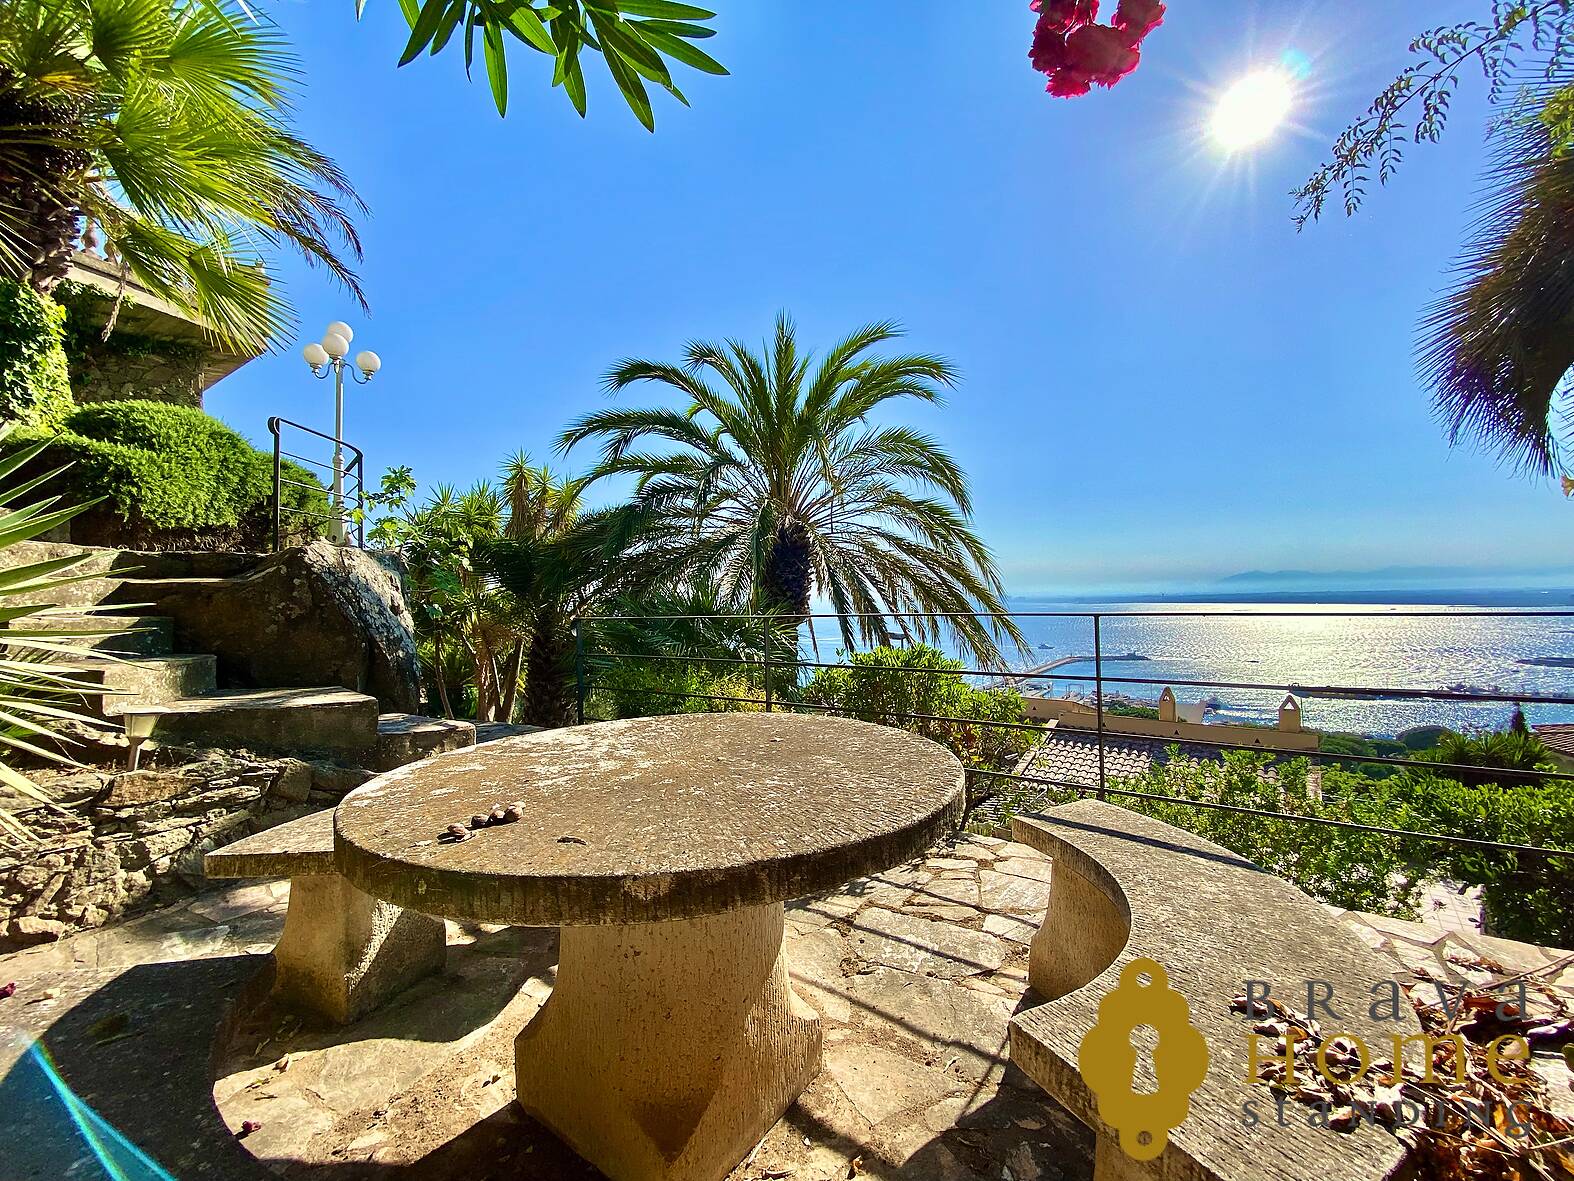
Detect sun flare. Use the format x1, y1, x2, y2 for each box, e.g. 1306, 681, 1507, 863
1210, 69, 1295, 152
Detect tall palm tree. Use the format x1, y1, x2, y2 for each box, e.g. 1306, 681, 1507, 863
558, 314, 1023, 665
0, 0, 364, 350
493, 455, 588, 727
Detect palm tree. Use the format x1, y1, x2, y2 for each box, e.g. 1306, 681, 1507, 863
557, 314, 1023, 665
1419, 110, 1574, 477
493, 456, 589, 727
0, 0, 364, 350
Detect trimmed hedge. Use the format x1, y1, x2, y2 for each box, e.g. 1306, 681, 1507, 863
0, 280, 73, 427
7, 401, 328, 549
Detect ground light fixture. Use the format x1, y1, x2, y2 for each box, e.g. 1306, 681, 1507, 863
301, 322, 382, 543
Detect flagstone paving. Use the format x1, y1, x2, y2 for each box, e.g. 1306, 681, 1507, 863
1, 829, 1569, 1180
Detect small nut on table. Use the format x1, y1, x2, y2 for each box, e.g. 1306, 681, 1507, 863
443, 824, 474, 842
469, 814, 489, 830
488, 804, 509, 825
502, 803, 524, 822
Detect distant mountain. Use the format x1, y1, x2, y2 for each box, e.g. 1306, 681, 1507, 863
1220, 566, 1522, 586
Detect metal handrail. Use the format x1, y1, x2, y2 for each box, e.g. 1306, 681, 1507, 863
267, 416, 365, 551
575, 608, 1574, 859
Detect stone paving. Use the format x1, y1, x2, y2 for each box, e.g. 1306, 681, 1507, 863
0, 830, 1569, 1180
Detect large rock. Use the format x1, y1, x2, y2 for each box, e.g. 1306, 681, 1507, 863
143, 542, 421, 712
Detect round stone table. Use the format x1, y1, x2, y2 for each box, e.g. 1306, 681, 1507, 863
334, 711, 965, 1181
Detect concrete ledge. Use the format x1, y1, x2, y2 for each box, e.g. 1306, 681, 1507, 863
204, 809, 336, 879
123, 686, 379, 759
374, 713, 476, 771
1008, 800, 1418, 1181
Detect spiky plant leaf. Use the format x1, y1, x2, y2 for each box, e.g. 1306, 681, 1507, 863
0, 424, 126, 844
558, 314, 1025, 667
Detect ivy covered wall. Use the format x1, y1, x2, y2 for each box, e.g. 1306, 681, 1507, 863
0, 279, 74, 427
55, 281, 208, 409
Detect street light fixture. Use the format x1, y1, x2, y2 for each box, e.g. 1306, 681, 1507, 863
302, 322, 381, 544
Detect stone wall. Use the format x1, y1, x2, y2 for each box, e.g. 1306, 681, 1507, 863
0, 754, 373, 952
69, 346, 206, 409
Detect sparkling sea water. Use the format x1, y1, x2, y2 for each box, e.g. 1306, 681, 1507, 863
806, 593, 1574, 739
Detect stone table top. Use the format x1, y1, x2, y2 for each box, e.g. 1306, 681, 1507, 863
334, 713, 966, 926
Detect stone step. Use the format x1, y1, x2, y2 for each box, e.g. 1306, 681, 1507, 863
54, 654, 218, 718
7, 613, 175, 656
122, 687, 380, 759
10, 574, 241, 610
374, 713, 476, 771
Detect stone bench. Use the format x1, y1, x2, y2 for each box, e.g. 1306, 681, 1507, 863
204, 809, 446, 1024
1008, 800, 1420, 1181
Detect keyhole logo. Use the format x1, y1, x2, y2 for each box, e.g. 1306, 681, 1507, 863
1078, 958, 1210, 1161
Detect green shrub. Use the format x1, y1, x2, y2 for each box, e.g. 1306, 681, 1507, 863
1100, 748, 1574, 945
1392, 766, 1574, 947
800, 645, 1035, 776
1099, 753, 1418, 916
0, 280, 73, 427
590, 658, 763, 720
6, 401, 327, 548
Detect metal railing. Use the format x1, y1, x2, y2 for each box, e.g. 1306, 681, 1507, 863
570, 609, 1574, 860
267, 416, 366, 551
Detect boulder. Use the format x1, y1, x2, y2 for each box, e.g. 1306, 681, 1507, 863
143, 542, 421, 712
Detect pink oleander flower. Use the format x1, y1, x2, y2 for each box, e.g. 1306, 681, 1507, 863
1113, 0, 1166, 41
1046, 69, 1093, 96
1064, 22, 1140, 87
1030, 20, 1070, 72
1033, 0, 1099, 34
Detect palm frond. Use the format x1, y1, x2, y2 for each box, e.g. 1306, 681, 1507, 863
560, 316, 1021, 666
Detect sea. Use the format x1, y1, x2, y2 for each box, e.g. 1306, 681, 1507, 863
807, 589, 1574, 739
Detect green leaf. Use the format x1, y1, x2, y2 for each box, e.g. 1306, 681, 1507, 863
636, 24, 726, 74
602, 42, 654, 129
564, 49, 588, 114
597, 20, 673, 88
400, 0, 454, 65
613, 1, 715, 18
502, 5, 556, 54
633, 17, 715, 38
0, 438, 52, 488
483, 19, 510, 114
431, 1, 467, 53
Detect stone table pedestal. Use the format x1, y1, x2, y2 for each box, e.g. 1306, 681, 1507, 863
335, 712, 964, 1181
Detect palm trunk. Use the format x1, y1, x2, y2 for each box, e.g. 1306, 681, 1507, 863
498, 638, 525, 723
459, 634, 486, 721
430, 632, 455, 719
760, 522, 813, 620
0, 79, 87, 292
521, 606, 577, 728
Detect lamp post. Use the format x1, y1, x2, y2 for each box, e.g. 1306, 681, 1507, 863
302, 321, 381, 544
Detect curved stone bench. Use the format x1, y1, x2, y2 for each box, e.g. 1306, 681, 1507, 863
205, 809, 445, 1024
1008, 800, 1420, 1181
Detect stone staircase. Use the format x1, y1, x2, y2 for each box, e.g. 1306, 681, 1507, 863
9, 546, 476, 771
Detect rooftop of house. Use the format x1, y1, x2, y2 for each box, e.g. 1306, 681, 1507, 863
973, 725, 1324, 830
1534, 723, 1574, 758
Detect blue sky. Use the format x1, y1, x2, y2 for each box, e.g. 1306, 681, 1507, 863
216, 1, 1574, 594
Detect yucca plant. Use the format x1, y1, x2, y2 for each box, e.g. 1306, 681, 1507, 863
0, 422, 122, 844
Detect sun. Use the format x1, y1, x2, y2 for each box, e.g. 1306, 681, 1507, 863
1210, 69, 1295, 152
